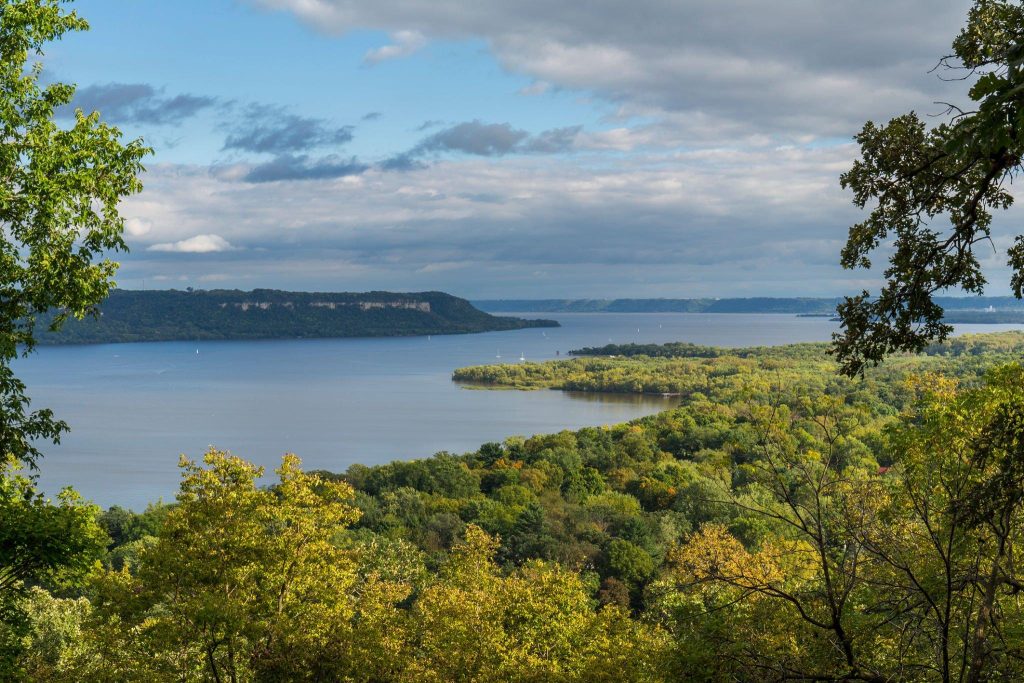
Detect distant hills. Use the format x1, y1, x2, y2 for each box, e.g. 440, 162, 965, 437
37, 289, 558, 345
473, 297, 1024, 323
474, 298, 842, 314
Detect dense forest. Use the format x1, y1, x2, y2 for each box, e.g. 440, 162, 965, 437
9, 0, 1024, 680
454, 332, 1024, 394
34, 289, 557, 345
9, 332, 1024, 680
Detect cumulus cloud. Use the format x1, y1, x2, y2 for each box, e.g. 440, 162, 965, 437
113, 0, 1013, 296
242, 154, 369, 182
119, 144, 901, 296
223, 104, 354, 154
519, 125, 583, 153
416, 121, 528, 156
406, 120, 581, 158
125, 217, 152, 236
363, 30, 427, 65
248, 0, 974, 143
63, 83, 215, 125
377, 153, 426, 172
148, 234, 238, 253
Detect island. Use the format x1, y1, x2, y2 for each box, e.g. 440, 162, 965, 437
35, 289, 559, 345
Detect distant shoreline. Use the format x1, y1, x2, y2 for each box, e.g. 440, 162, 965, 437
36, 289, 558, 346
475, 297, 1024, 323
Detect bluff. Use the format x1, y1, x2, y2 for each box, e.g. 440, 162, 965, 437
37, 289, 558, 344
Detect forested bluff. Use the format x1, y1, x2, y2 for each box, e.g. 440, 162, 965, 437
12, 331, 1024, 681
33, 289, 557, 345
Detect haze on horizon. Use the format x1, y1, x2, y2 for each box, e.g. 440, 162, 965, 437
50, 0, 1014, 299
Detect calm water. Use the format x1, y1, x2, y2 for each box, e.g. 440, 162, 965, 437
15, 313, 1021, 509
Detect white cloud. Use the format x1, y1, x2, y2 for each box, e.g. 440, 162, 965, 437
250, 0, 974, 143
148, 234, 237, 253
125, 217, 152, 236
363, 30, 427, 65
119, 145, 873, 296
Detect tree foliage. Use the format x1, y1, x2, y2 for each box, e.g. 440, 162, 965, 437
0, 0, 148, 467
657, 366, 1024, 681
6, 334, 1024, 680
0, 456, 104, 678
835, 0, 1024, 375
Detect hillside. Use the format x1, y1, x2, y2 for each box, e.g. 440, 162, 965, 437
55, 331, 1024, 681
36, 289, 558, 344
474, 295, 1024, 316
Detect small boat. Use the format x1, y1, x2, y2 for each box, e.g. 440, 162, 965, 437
496, 349, 501, 359
519, 352, 526, 362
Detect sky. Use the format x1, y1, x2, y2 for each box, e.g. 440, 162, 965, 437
41, 0, 1017, 298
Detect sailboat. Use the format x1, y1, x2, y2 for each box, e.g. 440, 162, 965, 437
496, 349, 501, 359
519, 352, 526, 362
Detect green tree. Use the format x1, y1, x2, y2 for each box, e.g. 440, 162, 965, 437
835, 0, 1024, 375
655, 366, 1024, 682
0, 456, 105, 678
82, 450, 361, 682
0, 0, 148, 467
854, 367, 1024, 683
14, 586, 91, 682
0, 5, 145, 674
405, 525, 669, 682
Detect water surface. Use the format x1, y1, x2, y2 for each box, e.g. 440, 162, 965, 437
16, 313, 1018, 508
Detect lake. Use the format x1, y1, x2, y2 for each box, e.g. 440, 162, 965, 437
16, 313, 1021, 509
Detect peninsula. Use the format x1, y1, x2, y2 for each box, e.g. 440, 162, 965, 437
37, 289, 558, 345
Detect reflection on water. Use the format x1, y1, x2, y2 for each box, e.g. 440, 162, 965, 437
561, 390, 681, 407
455, 382, 681, 408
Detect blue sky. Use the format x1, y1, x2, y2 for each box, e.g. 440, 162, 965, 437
42, 0, 1013, 299
53, 2, 609, 164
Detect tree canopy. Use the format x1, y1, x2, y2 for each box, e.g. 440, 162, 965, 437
835, 0, 1024, 375
0, 1, 147, 675
0, 0, 149, 467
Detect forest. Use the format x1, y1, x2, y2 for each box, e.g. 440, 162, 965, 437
8, 0, 1024, 680
34, 289, 557, 345
454, 332, 1024, 395
7, 333, 1024, 681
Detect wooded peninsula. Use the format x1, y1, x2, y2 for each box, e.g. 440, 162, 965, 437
34, 289, 558, 345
